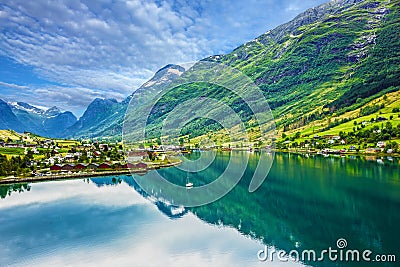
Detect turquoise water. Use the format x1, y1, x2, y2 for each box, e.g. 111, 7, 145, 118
0, 152, 399, 266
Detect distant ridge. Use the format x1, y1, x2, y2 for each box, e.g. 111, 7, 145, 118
0, 99, 77, 137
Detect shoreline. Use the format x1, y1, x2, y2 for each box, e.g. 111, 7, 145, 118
1, 150, 397, 186
0, 161, 181, 186
215, 148, 399, 157
274, 148, 400, 157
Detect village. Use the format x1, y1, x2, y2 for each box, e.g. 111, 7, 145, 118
0, 125, 398, 180
0, 131, 181, 179
278, 133, 397, 154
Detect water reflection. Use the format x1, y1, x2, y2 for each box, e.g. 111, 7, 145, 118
186, 152, 400, 267
92, 175, 189, 219
0, 152, 399, 266
0, 183, 31, 199
0, 177, 281, 267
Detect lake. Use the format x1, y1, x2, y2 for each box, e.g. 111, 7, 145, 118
0, 152, 399, 266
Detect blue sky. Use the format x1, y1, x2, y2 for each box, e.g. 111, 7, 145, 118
0, 0, 328, 117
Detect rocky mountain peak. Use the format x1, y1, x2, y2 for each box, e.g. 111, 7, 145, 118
44, 106, 61, 117
140, 64, 185, 90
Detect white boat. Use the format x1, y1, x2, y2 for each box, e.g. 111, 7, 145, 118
377, 158, 384, 164
186, 170, 193, 189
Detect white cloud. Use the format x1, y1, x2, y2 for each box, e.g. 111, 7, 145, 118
0, 0, 329, 114
0, 81, 28, 89
0, 179, 149, 209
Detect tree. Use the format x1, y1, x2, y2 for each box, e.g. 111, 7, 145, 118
80, 152, 88, 163
147, 151, 156, 161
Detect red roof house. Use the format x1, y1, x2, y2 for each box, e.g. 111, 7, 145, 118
99, 163, 112, 169
135, 162, 148, 169
74, 163, 87, 170
61, 164, 75, 171
50, 164, 62, 171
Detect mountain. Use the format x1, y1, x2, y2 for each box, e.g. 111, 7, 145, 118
43, 106, 61, 117
5, 0, 398, 141
122, 0, 399, 140
8, 102, 44, 115
212, 0, 399, 130
0, 63, 185, 139
138, 64, 186, 92
64, 64, 185, 139
0, 99, 25, 132
64, 98, 123, 138
42, 111, 77, 137
2, 101, 77, 137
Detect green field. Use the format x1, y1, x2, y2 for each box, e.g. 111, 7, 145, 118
0, 147, 24, 156
279, 91, 400, 146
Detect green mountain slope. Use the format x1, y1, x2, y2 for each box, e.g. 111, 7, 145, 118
123, 0, 400, 145
74, 0, 400, 145
211, 0, 399, 130
64, 98, 125, 139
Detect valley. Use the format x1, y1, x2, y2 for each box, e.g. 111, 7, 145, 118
1, 0, 399, 164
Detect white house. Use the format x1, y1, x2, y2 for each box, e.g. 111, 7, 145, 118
377, 141, 386, 148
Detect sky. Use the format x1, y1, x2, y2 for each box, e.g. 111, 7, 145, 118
0, 0, 328, 117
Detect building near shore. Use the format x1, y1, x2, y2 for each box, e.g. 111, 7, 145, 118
50, 164, 63, 171
61, 164, 75, 171
74, 163, 87, 170
99, 163, 112, 169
